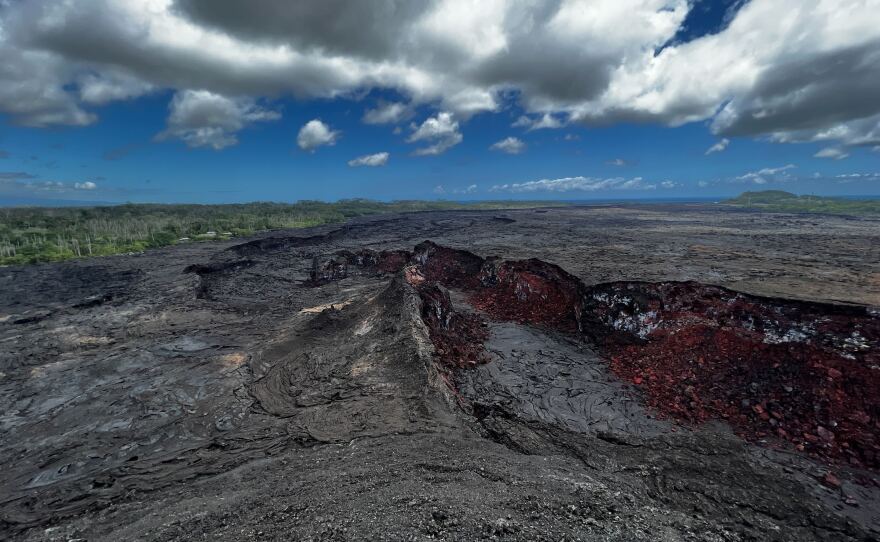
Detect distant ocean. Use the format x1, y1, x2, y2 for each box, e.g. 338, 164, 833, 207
4, 194, 879, 208
833, 195, 880, 200
556, 195, 880, 205
561, 196, 721, 204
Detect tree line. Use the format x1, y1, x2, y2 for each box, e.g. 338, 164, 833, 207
0, 200, 561, 265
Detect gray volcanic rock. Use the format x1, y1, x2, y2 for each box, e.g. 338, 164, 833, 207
1, 204, 879, 541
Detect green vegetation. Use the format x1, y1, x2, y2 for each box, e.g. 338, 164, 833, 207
725, 191, 880, 215
0, 200, 565, 265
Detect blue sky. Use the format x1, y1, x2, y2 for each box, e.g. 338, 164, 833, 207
1, 0, 879, 204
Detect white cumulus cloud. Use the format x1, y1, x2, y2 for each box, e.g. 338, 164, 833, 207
833, 172, 880, 183
78, 71, 154, 105
490, 137, 526, 154
814, 147, 849, 160
297, 119, 340, 152
408, 112, 462, 156
453, 184, 478, 194
735, 164, 797, 185
512, 113, 566, 131
157, 90, 280, 150
705, 138, 730, 155
363, 102, 412, 125
348, 152, 389, 167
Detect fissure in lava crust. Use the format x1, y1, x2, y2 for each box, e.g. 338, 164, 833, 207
313, 241, 880, 470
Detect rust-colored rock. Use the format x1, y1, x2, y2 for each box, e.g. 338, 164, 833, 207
587, 281, 880, 470
470, 258, 585, 332
316, 242, 880, 471
417, 283, 489, 370
411, 241, 484, 289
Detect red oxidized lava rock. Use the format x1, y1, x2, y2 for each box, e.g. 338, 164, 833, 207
470, 258, 585, 333
376, 250, 411, 273
406, 247, 879, 470
412, 241, 484, 289
591, 282, 880, 469
313, 242, 880, 471
418, 283, 489, 370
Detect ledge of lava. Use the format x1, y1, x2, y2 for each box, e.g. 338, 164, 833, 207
310, 241, 880, 471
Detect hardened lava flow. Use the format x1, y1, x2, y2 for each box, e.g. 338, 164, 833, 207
314, 240, 880, 471
4, 208, 880, 541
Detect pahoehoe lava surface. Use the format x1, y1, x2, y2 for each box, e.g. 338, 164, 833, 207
2, 205, 879, 541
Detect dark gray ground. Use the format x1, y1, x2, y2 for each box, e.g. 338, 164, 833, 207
1, 204, 879, 541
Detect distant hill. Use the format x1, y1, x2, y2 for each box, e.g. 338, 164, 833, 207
724, 190, 880, 215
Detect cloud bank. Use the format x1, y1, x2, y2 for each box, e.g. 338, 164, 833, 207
490, 176, 662, 193
0, 0, 877, 152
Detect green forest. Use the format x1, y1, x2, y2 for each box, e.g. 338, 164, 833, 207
724, 191, 880, 215
5, 193, 876, 266
0, 200, 563, 265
